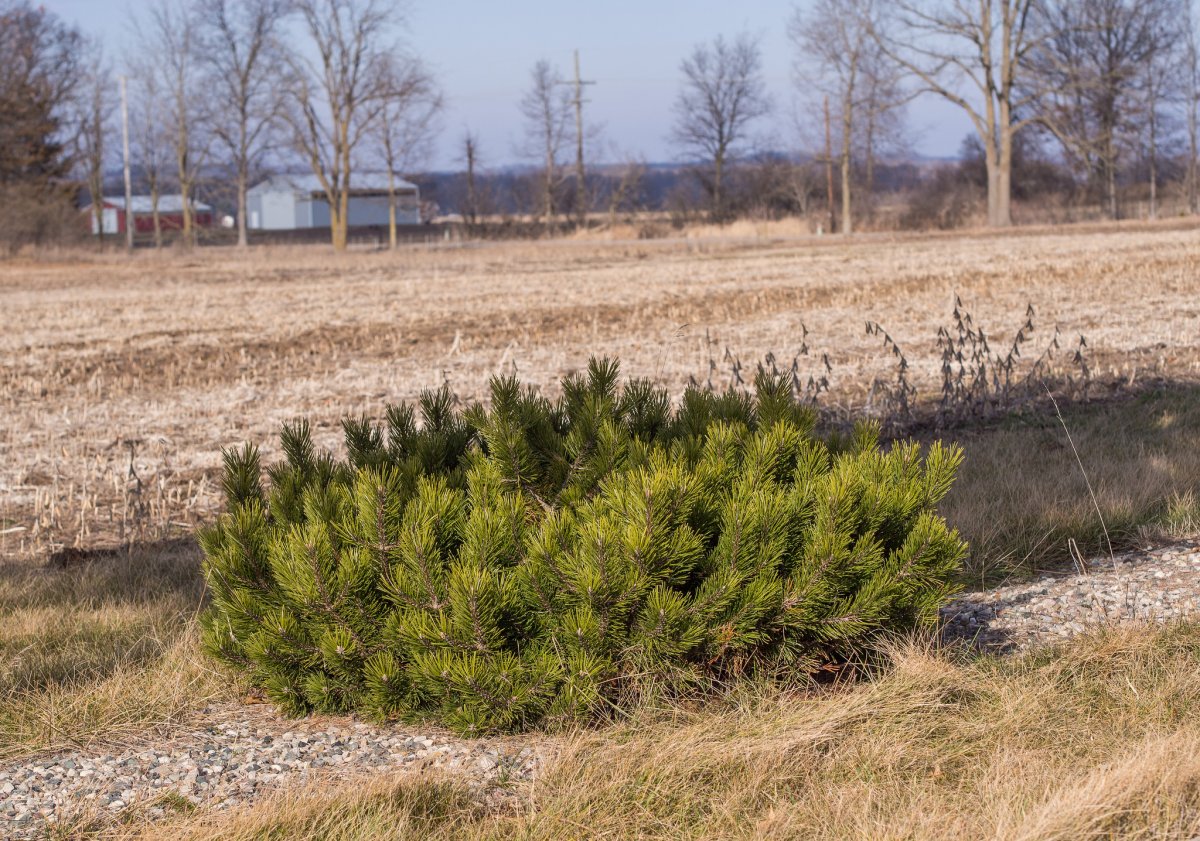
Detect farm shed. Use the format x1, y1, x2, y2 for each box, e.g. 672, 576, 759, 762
82, 196, 215, 235
246, 173, 421, 231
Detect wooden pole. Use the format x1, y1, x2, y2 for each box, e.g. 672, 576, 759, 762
824, 96, 835, 235
120, 75, 134, 252
573, 51, 585, 228
561, 52, 595, 229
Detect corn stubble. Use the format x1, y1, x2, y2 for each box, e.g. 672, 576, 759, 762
2, 226, 1197, 567
2, 225, 1200, 837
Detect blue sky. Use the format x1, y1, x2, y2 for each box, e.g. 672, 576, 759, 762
43, 0, 971, 170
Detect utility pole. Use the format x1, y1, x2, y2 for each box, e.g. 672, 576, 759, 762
120, 75, 134, 253
824, 96, 835, 235
563, 50, 595, 229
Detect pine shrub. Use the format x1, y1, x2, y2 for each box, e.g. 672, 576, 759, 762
200, 359, 967, 734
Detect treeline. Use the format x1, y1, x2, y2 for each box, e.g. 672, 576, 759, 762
2, 0, 1198, 253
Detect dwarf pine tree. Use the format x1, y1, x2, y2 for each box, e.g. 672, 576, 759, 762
200, 359, 967, 734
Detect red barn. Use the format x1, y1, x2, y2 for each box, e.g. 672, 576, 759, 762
82, 196, 216, 235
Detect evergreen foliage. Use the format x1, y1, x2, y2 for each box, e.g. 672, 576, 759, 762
200, 359, 967, 734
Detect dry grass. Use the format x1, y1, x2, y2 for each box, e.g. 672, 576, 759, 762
2, 221, 1198, 570
941, 385, 1200, 581
0, 222, 1197, 838
76, 624, 1200, 841
0, 540, 236, 760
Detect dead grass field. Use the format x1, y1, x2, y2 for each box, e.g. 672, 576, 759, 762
2, 222, 1198, 568
3, 221, 1200, 839
77, 626, 1200, 841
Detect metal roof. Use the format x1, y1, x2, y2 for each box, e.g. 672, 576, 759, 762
96, 195, 214, 213
249, 172, 419, 195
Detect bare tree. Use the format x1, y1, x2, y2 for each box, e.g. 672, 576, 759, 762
195, 0, 290, 248
858, 35, 909, 215
1139, 8, 1184, 219
519, 60, 571, 225
285, 0, 406, 251
373, 54, 441, 249
873, 1, 1040, 227
671, 34, 771, 222
790, 0, 905, 234
1029, 0, 1180, 219
460, 129, 484, 233
73, 39, 113, 245
127, 67, 170, 247
138, 0, 207, 247
605, 158, 646, 227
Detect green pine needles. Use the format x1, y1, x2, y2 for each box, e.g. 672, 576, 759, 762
200, 359, 967, 735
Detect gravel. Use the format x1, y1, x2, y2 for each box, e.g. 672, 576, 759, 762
0, 708, 544, 838
942, 537, 1200, 652
5, 538, 1200, 836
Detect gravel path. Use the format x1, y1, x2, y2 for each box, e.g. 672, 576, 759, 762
0, 706, 545, 839
4, 537, 1200, 837
942, 537, 1200, 651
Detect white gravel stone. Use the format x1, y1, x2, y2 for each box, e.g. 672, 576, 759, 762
0, 706, 544, 839
942, 537, 1200, 652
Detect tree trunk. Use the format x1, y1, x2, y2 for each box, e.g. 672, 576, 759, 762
841, 103, 853, 236
823, 96, 835, 234
152, 181, 162, 249
543, 141, 554, 227
1149, 109, 1158, 220
237, 162, 249, 248
182, 196, 194, 247
1103, 133, 1118, 220
331, 185, 350, 251
1190, 99, 1199, 214
864, 109, 877, 221
996, 127, 1013, 228
331, 206, 347, 251
981, 120, 1016, 229
713, 151, 724, 223
387, 170, 397, 251
1106, 162, 1118, 220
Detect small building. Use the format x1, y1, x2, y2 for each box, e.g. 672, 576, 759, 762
246, 173, 421, 231
82, 196, 216, 235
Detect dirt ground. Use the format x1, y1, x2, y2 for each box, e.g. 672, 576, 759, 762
2, 222, 1198, 561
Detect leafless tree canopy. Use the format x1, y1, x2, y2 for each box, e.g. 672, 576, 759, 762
284, 0, 412, 251
1028, 0, 1184, 219
10, 0, 1200, 248
72, 37, 114, 245
195, 0, 291, 247
873, 0, 1041, 227
790, 0, 907, 233
125, 62, 172, 248
671, 33, 771, 221
520, 60, 572, 223
373, 53, 442, 247
137, 0, 209, 247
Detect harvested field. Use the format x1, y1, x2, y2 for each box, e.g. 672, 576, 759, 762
2, 223, 1199, 565
4, 222, 1200, 840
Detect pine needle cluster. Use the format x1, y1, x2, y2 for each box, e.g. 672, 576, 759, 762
200, 359, 967, 734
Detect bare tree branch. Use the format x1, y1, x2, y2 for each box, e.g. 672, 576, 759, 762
670, 33, 771, 222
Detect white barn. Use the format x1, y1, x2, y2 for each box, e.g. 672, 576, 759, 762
246, 173, 420, 231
